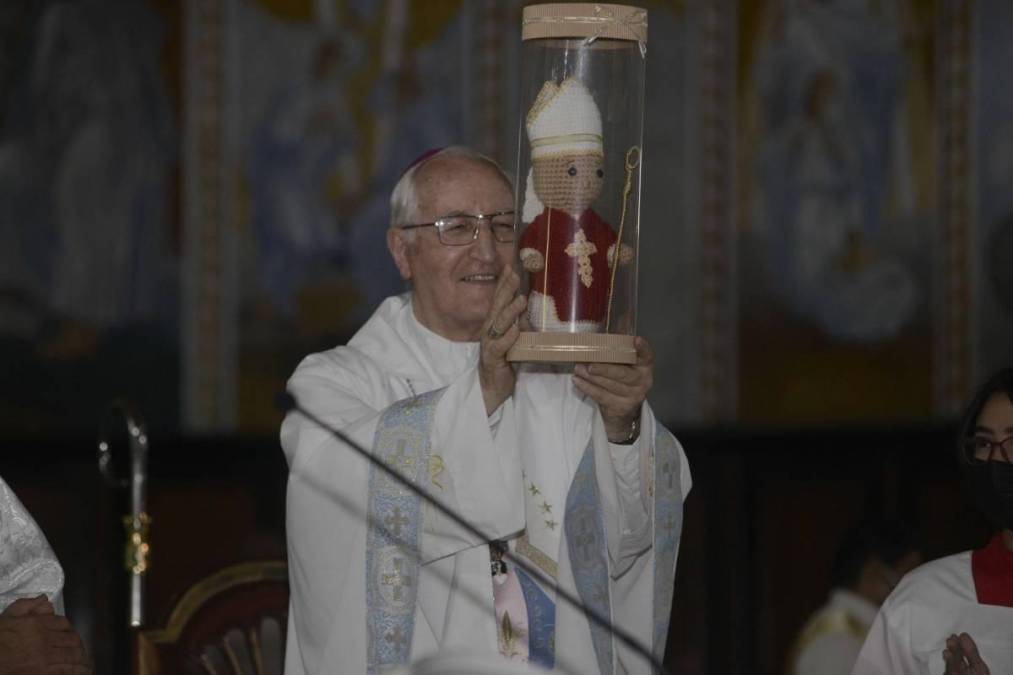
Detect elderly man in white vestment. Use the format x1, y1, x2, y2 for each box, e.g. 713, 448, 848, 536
281, 147, 691, 675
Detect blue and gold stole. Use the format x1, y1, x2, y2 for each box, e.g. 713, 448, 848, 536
365, 391, 684, 675
364, 389, 445, 675
564, 425, 685, 675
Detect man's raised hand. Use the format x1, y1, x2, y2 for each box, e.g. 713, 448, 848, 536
479, 265, 526, 415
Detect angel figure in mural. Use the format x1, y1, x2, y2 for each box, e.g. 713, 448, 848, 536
0, 0, 174, 356
249, 34, 366, 317
755, 0, 919, 343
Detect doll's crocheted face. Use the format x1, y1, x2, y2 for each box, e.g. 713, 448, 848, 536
531, 153, 603, 214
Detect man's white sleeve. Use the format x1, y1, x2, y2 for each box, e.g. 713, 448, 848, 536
600, 408, 692, 578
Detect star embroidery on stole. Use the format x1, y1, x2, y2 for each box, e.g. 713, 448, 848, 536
544, 518, 557, 531
539, 500, 552, 514
528, 483, 540, 496
565, 228, 597, 289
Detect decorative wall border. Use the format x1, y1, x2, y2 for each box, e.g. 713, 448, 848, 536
696, 0, 738, 422
934, 0, 973, 415
468, 0, 515, 166
182, 0, 238, 431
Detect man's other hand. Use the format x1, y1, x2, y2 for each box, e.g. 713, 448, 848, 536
0, 595, 92, 674
573, 336, 653, 443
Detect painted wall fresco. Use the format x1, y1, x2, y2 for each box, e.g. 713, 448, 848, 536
736, 0, 938, 423
0, 0, 179, 432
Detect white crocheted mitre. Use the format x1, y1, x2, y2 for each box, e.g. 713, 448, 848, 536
525, 77, 603, 160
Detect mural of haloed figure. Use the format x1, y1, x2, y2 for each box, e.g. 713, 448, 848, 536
230, 0, 466, 429
738, 0, 936, 422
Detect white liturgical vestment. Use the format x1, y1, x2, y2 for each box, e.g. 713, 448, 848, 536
852, 551, 1013, 675
789, 588, 878, 675
0, 475, 65, 613
282, 294, 691, 674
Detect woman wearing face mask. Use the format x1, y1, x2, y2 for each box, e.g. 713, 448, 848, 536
852, 368, 1013, 675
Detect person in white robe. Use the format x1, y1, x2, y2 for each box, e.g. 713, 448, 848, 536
787, 520, 921, 675
282, 147, 690, 675
0, 474, 91, 672
791, 588, 879, 675
852, 368, 1013, 675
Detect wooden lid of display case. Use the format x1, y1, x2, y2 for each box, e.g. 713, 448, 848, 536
522, 4, 647, 43
507, 331, 637, 364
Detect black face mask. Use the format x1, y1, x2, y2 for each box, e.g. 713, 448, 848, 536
965, 461, 1013, 531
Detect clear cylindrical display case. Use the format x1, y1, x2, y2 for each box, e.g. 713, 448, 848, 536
508, 3, 647, 365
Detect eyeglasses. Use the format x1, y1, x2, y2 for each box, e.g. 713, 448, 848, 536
400, 211, 516, 246
962, 436, 1013, 464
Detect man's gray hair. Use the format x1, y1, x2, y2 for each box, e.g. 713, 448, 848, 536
389, 146, 513, 231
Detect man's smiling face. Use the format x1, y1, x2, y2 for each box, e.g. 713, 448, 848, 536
388, 154, 515, 341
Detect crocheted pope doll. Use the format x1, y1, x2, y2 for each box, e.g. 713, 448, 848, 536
519, 77, 632, 333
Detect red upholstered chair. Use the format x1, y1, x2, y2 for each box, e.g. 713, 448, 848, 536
136, 560, 288, 675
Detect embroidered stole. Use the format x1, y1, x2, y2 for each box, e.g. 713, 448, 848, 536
651, 426, 685, 666
365, 398, 685, 675
516, 566, 557, 667
365, 389, 446, 675
563, 425, 684, 675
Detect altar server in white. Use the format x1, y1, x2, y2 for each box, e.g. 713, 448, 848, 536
281, 147, 690, 675
787, 520, 921, 675
852, 368, 1013, 675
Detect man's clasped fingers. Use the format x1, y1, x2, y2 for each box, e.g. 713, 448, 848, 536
943, 633, 990, 675
46, 645, 91, 667
573, 367, 641, 404
3, 595, 53, 617
44, 627, 87, 651
575, 362, 644, 389
573, 337, 655, 398
572, 339, 654, 435
572, 373, 636, 412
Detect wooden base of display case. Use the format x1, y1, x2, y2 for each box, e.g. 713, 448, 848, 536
507, 331, 637, 364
